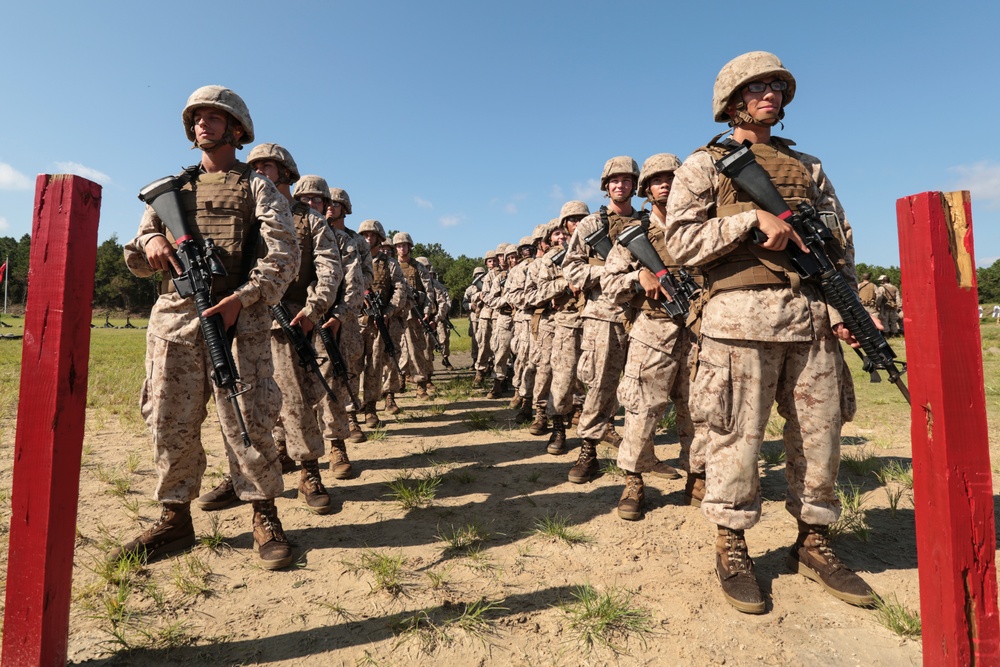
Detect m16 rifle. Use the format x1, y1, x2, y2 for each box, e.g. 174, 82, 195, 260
714, 141, 910, 403
271, 301, 340, 403
138, 173, 255, 448
616, 224, 697, 319
315, 314, 361, 411
363, 290, 404, 376
404, 283, 444, 352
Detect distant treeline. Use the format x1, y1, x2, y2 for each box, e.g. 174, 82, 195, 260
1, 234, 484, 316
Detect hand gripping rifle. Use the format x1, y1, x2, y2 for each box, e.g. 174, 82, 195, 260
138, 174, 255, 448
404, 283, 444, 352
270, 301, 339, 403
715, 141, 910, 404
315, 314, 361, 411
616, 224, 694, 319
364, 290, 404, 376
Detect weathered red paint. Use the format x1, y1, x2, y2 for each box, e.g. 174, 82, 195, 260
896, 190, 999, 666
1, 175, 101, 667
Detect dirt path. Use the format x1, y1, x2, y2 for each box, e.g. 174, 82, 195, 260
4, 349, 926, 666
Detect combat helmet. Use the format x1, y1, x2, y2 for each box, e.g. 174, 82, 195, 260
393, 232, 414, 246
328, 188, 353, 215
473, 267, 487, 277
293, 175, 332, 202
183, 85, 254, 149
416, 256, 430, 267
543, 218, 561, 244
518, 236, 535, 249
484, 249, 498, 261
600, 156, 640, 193
637, 153, 682, 199
532, 224, 548, 243
713, 51, 796, 125
358, 219, 386, 240
246, 143, 300, 185
559, 201, 590, 228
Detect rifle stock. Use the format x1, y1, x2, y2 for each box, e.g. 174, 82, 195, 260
271, 302, 339, 403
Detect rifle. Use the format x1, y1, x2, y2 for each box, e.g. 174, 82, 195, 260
443, 317, 462, 337
616, 224, 692, 319
271, 301, 340, 403
364, 290, 404, 376
403, 283, 444, 351
315, 314, 361, 411
715, 141, 910, 403
138, 173, 255, 448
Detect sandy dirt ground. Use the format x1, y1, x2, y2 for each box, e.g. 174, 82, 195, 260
1, 349, 932, 666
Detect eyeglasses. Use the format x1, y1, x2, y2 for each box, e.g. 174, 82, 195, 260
300, 195, 324, 204
744, 80, 788, 94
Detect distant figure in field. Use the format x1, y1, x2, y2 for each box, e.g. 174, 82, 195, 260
876, 275, 901, 337
992, 304, 1000, 323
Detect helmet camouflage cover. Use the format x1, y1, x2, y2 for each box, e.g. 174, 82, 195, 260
473, 266, 487, 277
328, 187, 353, 215
246, 143, 300, 184
518, 236, 535, 248
559, 200, 590, 227
637, 153, 682, 199
393, 231, 414, 246
600, 156, 640, 192
183, 85, 254, 148
358, 219, 386, 240
713, 51, 796, 124
532, 224, 548, 242
293, 175, 331, 201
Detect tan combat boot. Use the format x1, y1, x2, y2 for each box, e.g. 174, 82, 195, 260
472, 370, 485, 389
567, 439, 600, 484
509, 393, 523, 409
426, 380, 437, 395
298, 459, 331, 515
275, 439, 297, 473
109, 502, 195, 563
384, 393, 400, 415
415, 382, 430, 400
650, 460, 682, 480
348, 412, 367, 443
329, 439, 354, 479
546, 415, 567, 455
252, 499, 293, 570
787, 522, 876, 606
195, 475, 237, 511
617, 473, 644, 521
716, 526, 766, 614
515, 397, 534, 423
486, 378, 503, 399
570, 404, 583, 427
684, 472, 706, 507
527, 405, 549, 436
364, 404, 382, 429
601, 421, 623, 448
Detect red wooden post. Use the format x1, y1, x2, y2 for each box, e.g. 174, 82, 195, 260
896, 190, 999, 666
1, 175, 101, 666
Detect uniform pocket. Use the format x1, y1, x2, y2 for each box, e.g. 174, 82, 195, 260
691, 347, 734, 431
617, 353, 642, 412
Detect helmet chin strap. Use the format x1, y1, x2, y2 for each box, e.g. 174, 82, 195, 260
191, 121, 243, 151
728, 102, 783, 129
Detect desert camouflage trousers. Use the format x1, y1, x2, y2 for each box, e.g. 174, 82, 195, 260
141, 331, 284, 504
531, 316, 556, 409
693, 335, 856, 530
616, 324, 697, 474
474, 317, 494, 372
490, 313, 514, 380
436, 320, 451, 359
512, 318, 535, 399
401, 316, 433, 383
339, 313, 364, 413
379, 315, 406, 394
315, 323, 356, 443
271, 329, 326, 462
468, 317, 479, 363
360, 318, 388, 409
576, 318, 628, 440
879, 305, 901, 335
548, 324, 584, 417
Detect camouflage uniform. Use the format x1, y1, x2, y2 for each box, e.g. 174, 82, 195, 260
600, 212, 699, 474
503, 250, 534, 400
564, 211, 636, 440
857, 278, 878, 317
363, 242, 406, 408
463, 277, 483, 362
124, 164, 300, 503
399, 256, 434, 383
663, 140, 857, 530
876, 279, 901, 335
528, 245, 568, 413
485, 259, 515, 382
432, 276, 452, 362
332, 225, 373, 414
270, 200, 343, 463
473, 257, 497, 374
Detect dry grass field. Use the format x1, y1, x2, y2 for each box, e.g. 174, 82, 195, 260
0, 314, 995, 665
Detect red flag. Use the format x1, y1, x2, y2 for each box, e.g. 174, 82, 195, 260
0, 262, 7, 283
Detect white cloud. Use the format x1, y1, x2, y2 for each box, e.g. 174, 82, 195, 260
0, 217, 9, 232
440, 215, 460, 228
54, 162, 112, 186
950, 162, 1000, 210
414, 196, 433, 209
0, 163, 32, 190
504, 203, 518, 215
549, 185, 564, 201
572, 178, 601, 201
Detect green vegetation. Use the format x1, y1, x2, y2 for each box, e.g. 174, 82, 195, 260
563, 584, 654, 654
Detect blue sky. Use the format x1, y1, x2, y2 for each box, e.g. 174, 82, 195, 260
1, 1, 998, 267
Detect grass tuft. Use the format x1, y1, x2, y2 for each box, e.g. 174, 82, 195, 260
873, 594, 921, 637
384, 470, 443, 510
343, 549, 408, 597
563, 584, 654, 654
532, 513, 592, 545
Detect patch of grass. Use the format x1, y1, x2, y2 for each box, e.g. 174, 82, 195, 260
657, 406, 676, 433
425, 567, 452, 591
841, 445, 880, 477
873, 594, 921, 637
426, 403, 446, 415
314, 599, 358, 621
463, 544, 501, 575
438, 521, 492, 555
198, 514, 230, 552
452, 469, 476, 484
883, 485, 905, 517
384, 470, 443, 510
462, 411, 495, 431
171, 553, 213, 598
563, 584, 654, 654
124, 450, 143, 475
440, 377, 477, 402
875, 460, 914, 489
343, 549, 408, 597
830, 481, 870, 541
599, 459, 626, 478
415, 442, 439, 457
759, 444, 785, 466
526, 470, 542, 483
393, 598, 505, 653
532, 513, 592, 545
367, 426, 388, 442
765, 416, 785, 438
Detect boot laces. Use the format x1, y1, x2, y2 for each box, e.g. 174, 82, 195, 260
726, 532, 753, 574
809, 530, 845, 570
